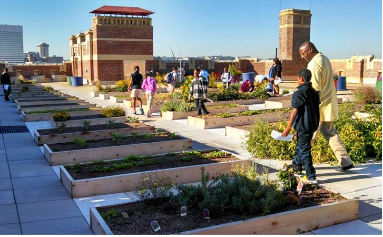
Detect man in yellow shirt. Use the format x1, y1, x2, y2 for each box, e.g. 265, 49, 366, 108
299, 41, 354, 172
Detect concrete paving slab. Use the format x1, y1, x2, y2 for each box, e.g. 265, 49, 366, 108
74, 192, 133, 217
18, 199, 82, 223
0, 204, 19, 224
360, 213, 382, 223
0, 150, 7, 156
350, 164, 382, 180
312, 219, 382, 235
205, 127, 226, 136
0, 190, 14, 204
8, 159, 50, 170
21, 216, 93, 235
3, 135, 37, 148
38, 146, 44, 154
10, 166, 56, 178
0, 178, 12, 191
0, 223, 21, 235
0, 167, 10, 179
192, 141, 215, 151
12, 175, 61, 190
6, 147, 45, 161
25, 121, 53, 137
14, 186, 70, 204
51, 166, 60, 178
358, 200, 382, 219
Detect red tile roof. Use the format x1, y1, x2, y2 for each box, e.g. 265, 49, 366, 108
90, 6, 154, 16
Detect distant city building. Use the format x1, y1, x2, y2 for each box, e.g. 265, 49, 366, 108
37, 42, 49, 58
47, 55, 63, 63
0, 24, 24, 64
24, 51, 40, 63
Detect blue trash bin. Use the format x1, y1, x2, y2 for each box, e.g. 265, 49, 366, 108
242, 72, 255, 82
71, 76, 83, 86
337, 76, 347, 91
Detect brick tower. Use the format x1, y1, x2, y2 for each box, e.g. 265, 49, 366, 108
279, 9, 311, 76
69, 6, 154, 83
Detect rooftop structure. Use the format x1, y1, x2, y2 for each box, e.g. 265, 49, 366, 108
90, 6, 154, 16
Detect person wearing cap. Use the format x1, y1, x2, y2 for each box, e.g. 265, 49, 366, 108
129, 66, 144, 115
142, 71, 157, 118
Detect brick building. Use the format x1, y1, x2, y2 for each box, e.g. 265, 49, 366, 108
69, 6, 154, 83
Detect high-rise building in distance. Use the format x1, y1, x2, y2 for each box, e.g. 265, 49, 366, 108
37, 42, 49, 58
0, 24, 24, 64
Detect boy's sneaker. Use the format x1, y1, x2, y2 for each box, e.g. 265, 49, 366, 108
300, 175, 318, 185
132, 111, 137, 115
140, 108, 144, 115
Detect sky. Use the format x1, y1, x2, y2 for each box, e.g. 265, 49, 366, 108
1, 0, 381, 60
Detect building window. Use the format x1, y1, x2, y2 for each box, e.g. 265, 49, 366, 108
34, 70, 40, 76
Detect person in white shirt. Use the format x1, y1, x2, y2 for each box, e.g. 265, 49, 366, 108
221, 67, 231, 88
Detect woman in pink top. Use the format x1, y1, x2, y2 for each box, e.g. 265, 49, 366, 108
141, 71, 157, 118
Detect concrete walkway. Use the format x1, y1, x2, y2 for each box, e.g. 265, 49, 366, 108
0, 90, 93, 234
0, 81, 379, 235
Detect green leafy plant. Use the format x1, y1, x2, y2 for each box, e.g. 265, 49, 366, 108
168, 132, 177, 139
52, 110, 70, 121
277, 164, 298, 191
43, 86, 54, 92
127, 116, 139, 123
180, 150, 203, 162
228, 64, 242, 77
56, 122, 67, 132
161, 101, 195, 112
130, 132, 138, 138
82, 121, 91, 131
73, 138, 87, 148
215, 112, 234, 118
107, 120, 116, 128
134, 172, 175, 202
102, 106, 125, 117
204, 150, 228, 159
282, 89, 290, 95
144, 133, 153, 141
115, 79, 129, 92
111, 132, 123, 145
101, 209, 119, 220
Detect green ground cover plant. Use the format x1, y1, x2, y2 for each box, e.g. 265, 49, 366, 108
245, 103, 382, 164
101, 106, 125, 117
52, 110, 70, 121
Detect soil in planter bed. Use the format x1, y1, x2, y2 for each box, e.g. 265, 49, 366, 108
65, 150, 238, 180
20, 102, 84, 108
49, 132, 180, 151
67, 114, 107, 120
232, 124, 253, 131
38, 122, 145, 135
97, 188, 346, 235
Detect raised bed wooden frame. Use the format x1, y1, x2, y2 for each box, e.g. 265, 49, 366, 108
161, 105, 249, 120
20, 104, 94, 114
225, 126, 250, 140
51, 116, 128, 128
16, 99, 85, 108
89, 195, 358, 235
60, 150, 251, 198
43, 137, 193, 165
21, 109, 101, 122
34, 122, 155, 145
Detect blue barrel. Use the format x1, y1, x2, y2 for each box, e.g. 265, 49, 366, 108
337, 76, 347, 90
71, 76, 83, 86
242, 72, 255, 82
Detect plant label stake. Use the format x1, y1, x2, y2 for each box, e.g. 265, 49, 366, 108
121, 212, 129, 219
150, 221, 161, 232
180, 206, 187, 217
297, 182, 304, 195
203, 209, 210, 220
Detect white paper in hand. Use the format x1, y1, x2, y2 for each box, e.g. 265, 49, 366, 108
4, 85, 9, 90
271, 130, 293, 142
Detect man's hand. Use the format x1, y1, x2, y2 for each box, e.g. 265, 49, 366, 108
282, 126, 291, 137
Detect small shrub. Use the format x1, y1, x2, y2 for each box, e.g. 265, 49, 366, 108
215, 112, 234, 118
56, 122, 67, 132
161, 101, 195, 112
95, 80, 102, 92
43, 86, 54, 92
353, 86, 382, 104
277, 164, 298, 191
73, 138, 87, 148
111, 133, 123, 144
228, 84, 240, 91
282, 89, 290, 95
115, 79, 129, 92
168, 132, 177, 139
82, 121, 91, 131
101, 209, 119, 220
144, 133, 153, 141
134, 172, 175, 202
107, 120, 116, 128
52, 110, 70, 121
102, 106, 125, 117
127, 116, 139, 123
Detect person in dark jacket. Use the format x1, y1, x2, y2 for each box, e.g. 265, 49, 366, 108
1, 68, 11, 101
268, 58, 282, 95
282, 69, 320, 184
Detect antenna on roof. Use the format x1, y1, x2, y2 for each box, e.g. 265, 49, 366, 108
169, 46, 175, 60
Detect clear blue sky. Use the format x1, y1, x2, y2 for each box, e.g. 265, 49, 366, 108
2, 0, 381, 60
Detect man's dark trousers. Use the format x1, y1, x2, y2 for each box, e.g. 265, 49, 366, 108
3, 85, 10, 101
293, 130, 316, 179
194, 99, 208, 115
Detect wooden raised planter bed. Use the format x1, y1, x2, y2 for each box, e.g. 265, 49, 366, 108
90, 194, 358, 235
21, 109, 101, 122
90, 92, 99, 97
20, 103, 95, 114
51, 116, 128, 128
161, 105, 249, 120
187, 111, 290, 129
14, 95, 73, 102
109, 93, 131, 103
16, 99, 85, 108
99, 92, 123, 100
264, 100, 291, 109
17, 101, 86, 112
43, 134, 193, 165
60, 150, 250, 198
34, 122, 155, 145
225, 125, 250, 140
